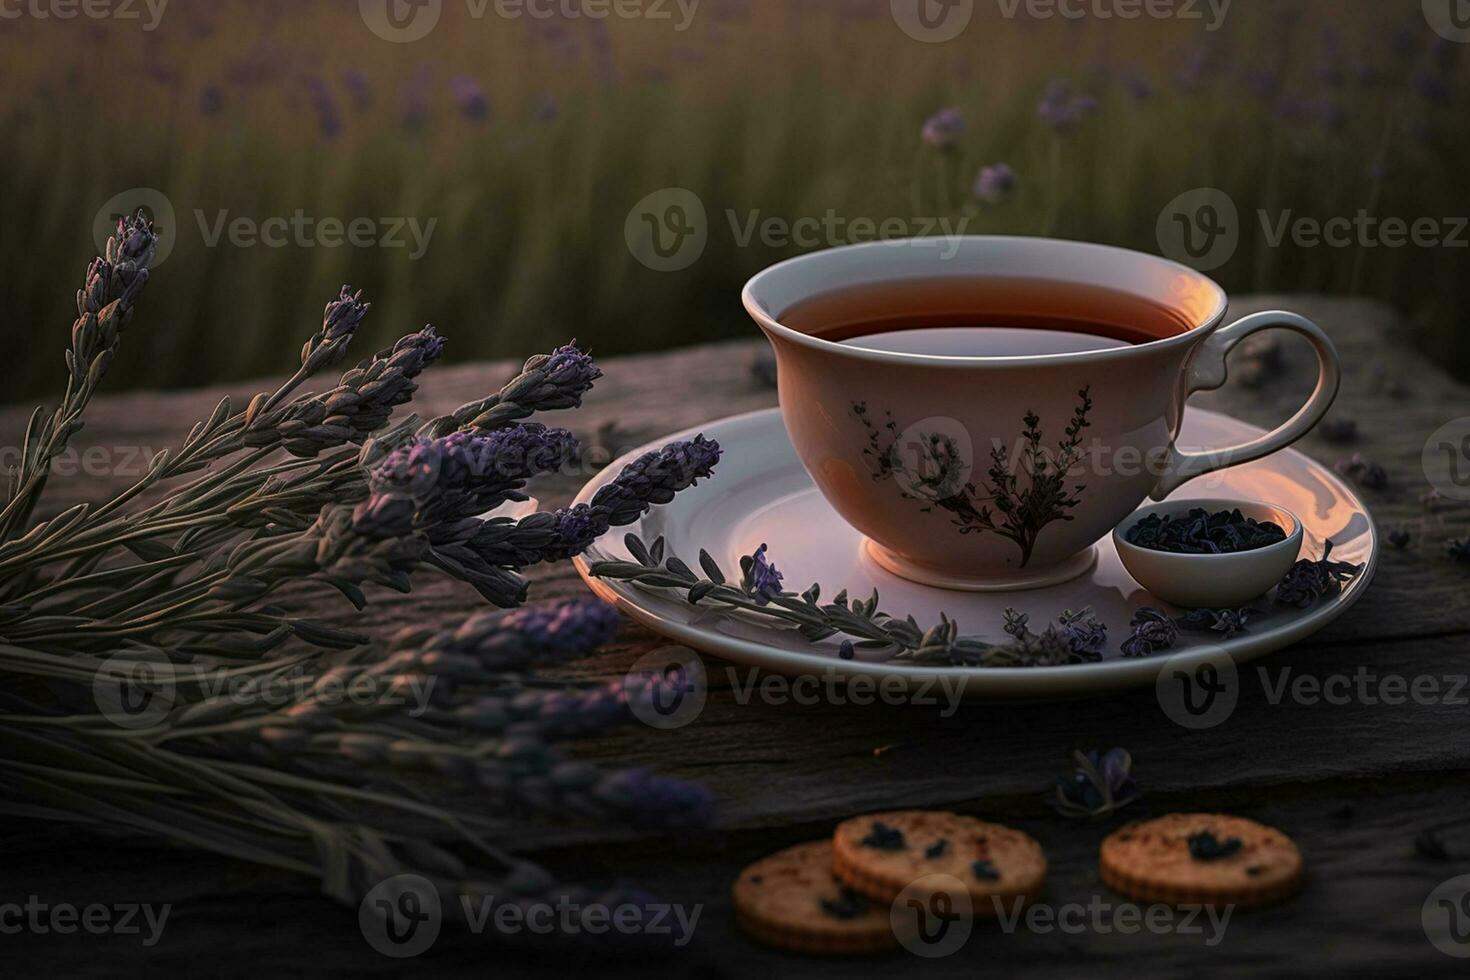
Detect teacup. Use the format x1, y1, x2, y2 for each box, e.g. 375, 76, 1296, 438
742, 237, 1340, 591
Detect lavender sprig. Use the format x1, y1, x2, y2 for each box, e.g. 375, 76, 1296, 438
589, 535, 1108, 668
425, 342, 603, 437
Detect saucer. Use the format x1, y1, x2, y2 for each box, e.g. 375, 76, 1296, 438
572, 408, 1377, 700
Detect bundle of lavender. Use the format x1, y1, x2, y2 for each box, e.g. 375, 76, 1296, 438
0, 213, 720, 940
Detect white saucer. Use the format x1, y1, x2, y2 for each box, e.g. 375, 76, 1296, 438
572, 408, 1377, 700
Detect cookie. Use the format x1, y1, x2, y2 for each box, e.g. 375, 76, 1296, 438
831, 811, 1047, 917
1100, 813, 1303, 909
733, 841, 897, 955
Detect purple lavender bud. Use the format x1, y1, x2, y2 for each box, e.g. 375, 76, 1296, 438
1120, 608, 1178, 657
451, 74, 489, 120
350, 493, 417, 539
593, 768, 714, 829
321, 285, 369, 345
746, 543, 784, 604
587, 435, 721, 527
972, 163, 1017, 204
414, 598, 621, 671
920, 107, 965, 149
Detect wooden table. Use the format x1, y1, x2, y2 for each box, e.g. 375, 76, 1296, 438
5, 296, 1470, 976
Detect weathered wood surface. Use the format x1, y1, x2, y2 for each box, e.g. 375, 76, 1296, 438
5, 295, 1470, 977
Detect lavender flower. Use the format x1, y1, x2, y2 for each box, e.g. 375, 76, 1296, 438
451, 75, 489, 120
431, 342, 602, 436
1175, 607, 1254, 639
1119, 72, 1153, 103
920, 107, 965, 149
972, 164, 1017, 204
1274, 541, 1363, 607
1000, 608, 1106, 664
1037, 80, 1097, 133
744, 544, 784, 604
533, 94, 559, 123
399, 598, 621, 674
586, 435, 721, 528
1120, 607, 1178, 657
248, 326, 446, 456
1053, 748, 1138, 819
200, 85, 224, 115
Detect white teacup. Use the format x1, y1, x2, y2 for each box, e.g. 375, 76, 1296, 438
742, 237, 1340, 591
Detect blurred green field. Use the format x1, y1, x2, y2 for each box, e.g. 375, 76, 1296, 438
3, 0, 1466, 399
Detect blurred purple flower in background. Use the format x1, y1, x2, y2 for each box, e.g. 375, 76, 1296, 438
342, 69, 373, 111
972, 163, 1017, 203
1119, 70, 1153, 103
1243, 68, 1282, 102
305, 77, 342, 138
920, 107, 965, 149
451, 75, 489, 121
200, 85, 224, 116
401, 66, 432, 131
1415, 70, 1451, 105
533, 94, 559, 124
1037, 80, 1096, 133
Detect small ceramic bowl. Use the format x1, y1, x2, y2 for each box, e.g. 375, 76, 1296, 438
1112, 498, 1304, 608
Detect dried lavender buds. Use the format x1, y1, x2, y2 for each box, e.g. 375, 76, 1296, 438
1125, 508, 1288, 554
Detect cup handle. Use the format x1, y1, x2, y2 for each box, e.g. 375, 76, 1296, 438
1149, 311, 1341, 500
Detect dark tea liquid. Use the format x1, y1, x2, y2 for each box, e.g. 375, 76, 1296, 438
780, 276, 1194, 356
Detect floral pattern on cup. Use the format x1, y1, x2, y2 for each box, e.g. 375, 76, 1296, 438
853, 386, 1093, 567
